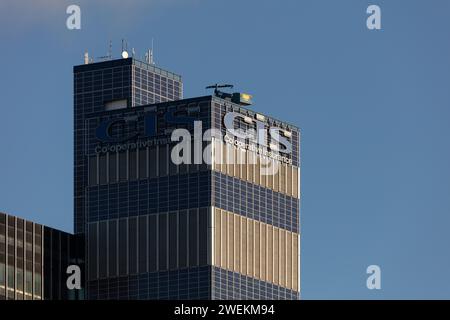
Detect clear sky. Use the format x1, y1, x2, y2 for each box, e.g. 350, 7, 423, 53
0, 0, 449, 299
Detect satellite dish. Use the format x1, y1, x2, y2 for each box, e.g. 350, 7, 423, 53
121, 51, 129, 59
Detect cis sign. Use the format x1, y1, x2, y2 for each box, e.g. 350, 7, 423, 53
95, 110, 292, 155
95, 107, 196, 143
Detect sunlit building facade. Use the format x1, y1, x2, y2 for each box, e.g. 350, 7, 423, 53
74, 57, 300, 300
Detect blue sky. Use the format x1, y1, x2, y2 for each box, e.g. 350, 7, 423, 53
1, 0, 450, 299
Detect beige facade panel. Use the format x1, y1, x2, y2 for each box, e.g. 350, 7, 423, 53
214, 208, 221, 266
255, 156, 261, 185
247, 151, 254, 183
213, 140, 222, 172
274, 161, 280, 193
227, 213, 234, 271
236, 149, 242, 180
293, 233, 299, 291
241, 216, 247, 275
220, 210, 227, 269
293, 167, 299, 199
211, 209, 300, 292
247, 219, 254, 278
267, 160, 274, 189
260, 224, 267, 281
287, 166, 293, 196
234, 214, 240, 273
279, 229, 286, 288
241, 151, 250, 181
286, 231, 292, 290
267, 225, 273, 283
280, 163, 286, 194
254, 220, 260, 280
273, 227, 279, 285
211, 143, 299, 198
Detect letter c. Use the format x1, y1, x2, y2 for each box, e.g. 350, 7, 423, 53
95, 118, 138, 143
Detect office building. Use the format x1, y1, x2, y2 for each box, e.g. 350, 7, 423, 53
0, 212, 84, 300
74, 57, 300, 300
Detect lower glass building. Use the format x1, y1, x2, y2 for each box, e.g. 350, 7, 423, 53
0, 212, 84, 300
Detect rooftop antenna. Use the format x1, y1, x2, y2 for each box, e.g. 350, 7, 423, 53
108, 40, 112, 59
98, 40, 113, 61
205, 83, 234, 96
84, 52, 90, 64
151, 38, 155, 64
206, 83, 253, 106
145, 38, 155, 65
121, 39, 129, 59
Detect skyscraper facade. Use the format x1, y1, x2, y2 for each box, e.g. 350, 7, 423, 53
75, 57, 300, 300
74, 58, 183, 235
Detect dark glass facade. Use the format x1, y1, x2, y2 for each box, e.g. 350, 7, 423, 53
74, 58, 183, 234
74, 58, 300, 300
0, 212, 84, 300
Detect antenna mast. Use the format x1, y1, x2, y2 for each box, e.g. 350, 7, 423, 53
108, 40, 112, 59
145, 38, 155, 65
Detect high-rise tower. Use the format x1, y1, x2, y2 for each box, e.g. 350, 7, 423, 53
74, 57, 300, 300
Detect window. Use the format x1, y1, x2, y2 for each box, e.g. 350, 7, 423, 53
16, 268, 23, 299
34, 273, 42, 298
138, 216, 147, 273
99, 155, 107, 185
119, 152, 127, 181
108, 220, 117, 277
88, 224, 97, 280
158, 214, 167, 270
169, 213, 177, 269
105, 99, 127, 111
0, 262, 5, 298
109, 153, 117, 183
178, 211, 188, 268
169, 145, 178, 176
139, 148, 147, 179
0, 217, 5, 296
128, 218, 137, 274
25, 269, 32, 299
188, 209, 198, 267
159, 145, 168, 176
118, 219, 127, 275
99, 222, 107, 278
89, 156, 97, 186
129, 151, 137, 181
148, 215, 157, 271
7, 264, 14, 298
149, 146, 157, 178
